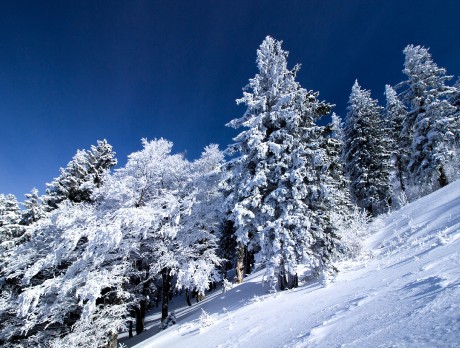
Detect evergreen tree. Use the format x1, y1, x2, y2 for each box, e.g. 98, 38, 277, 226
226, 36, 337, 289
0, 194, 5, 236
0, 201, 130, 347
82, 139, 118, 199
398, 45, 457, 193
0, 194, 23, 244
446, 78, 460, 178
343, 80, 392, 216
449, 78, 460, 145
323, 113, 352, 213
330, 113, 344, 143
21, 188, 45, 226
0, 139, 222, 346
42, 140, 117, 211
321, 114, 354, 259
384, 84, 409, 200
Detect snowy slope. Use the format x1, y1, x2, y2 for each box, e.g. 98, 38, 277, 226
121, 180, 460, 348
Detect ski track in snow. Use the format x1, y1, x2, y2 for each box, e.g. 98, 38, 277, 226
120, 180, 460, 348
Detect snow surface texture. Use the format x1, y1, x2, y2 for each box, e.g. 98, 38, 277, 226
120, 180, 460, 348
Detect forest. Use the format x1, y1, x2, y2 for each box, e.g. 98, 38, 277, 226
0, 36, 459, 347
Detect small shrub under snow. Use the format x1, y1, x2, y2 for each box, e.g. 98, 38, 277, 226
332, 207, 371, 260
199, 309, 215, 332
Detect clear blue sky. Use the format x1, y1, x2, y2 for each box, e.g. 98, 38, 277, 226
1, 0, 459, 200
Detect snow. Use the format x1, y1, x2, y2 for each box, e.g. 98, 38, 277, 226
120, 180, 460, 348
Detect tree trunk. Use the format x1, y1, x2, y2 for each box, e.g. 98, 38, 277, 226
129, 320, 133, 338
135, 300, 146, 335
105, 332, 117, 348
438, 165, 448, 188
155, 288, 160, 308
286, 273, 298, 289
235, 242, 245, 283
221, 261, 229, 282
244, 246, 251, 275
161, 268, 171, 321
292, 273, 299, 288
193, 289, 203, 302
278, 258, 287, 291
366, 204, 374, 217
185, 289, 192, 306
396, 155, 405, 193
278, 273, 286, 291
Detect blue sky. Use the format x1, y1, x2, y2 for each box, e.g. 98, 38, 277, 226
1, 0, 459, 200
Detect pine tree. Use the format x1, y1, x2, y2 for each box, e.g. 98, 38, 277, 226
330, 113, 344, 143
21, 188, 45, 226
449, 78, 460, 146
384, 84, 409, 200
0, 194, 5, 232
323, 113, 352, 213
321, 114, 355, 260
0, 194, 23, 244
226, 36, 337, 289
0, 201, 130, 347
0, 139, 222, 346
398, 45, 457, 193
81, 139, 118, 200
343, 80, 392, 216
43, 140, 117, 210
446, 78, 460, 179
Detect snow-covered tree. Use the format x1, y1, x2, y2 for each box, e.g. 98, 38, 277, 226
330, 206, 370, 260
85, 139, 118, 192
0, 138, 222, 346
322, 113, 353, 214
176, 144, 224, 305
217, 218, 237, 279
320, 114, 356, 259
226, 36, 338, 289
218, 159, 243, 280
398, 45, 457, 194
330, 112, 344, 143
449, 78, 460, 143
42, 140, 117, 211
98, 139, 221, 327
446, 78, 460, 179
21, 188, 45, 226
384, 84, 409, 203
343, 80, 392, 216
0, 194, 24, 246
0, 202, 131, 347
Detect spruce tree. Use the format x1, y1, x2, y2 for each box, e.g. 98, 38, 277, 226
226, 36, 337, 289
323, 113, 352, 213
0, 194, 23, 244
398, 45, 457, 193
319, 113, 354, 269
43, 140, 117, 211
21, 188, 44, 226
384, 84, 408, 200
343, 80, 392, 216
83, 139, 118, 199
446, 78, 460, 178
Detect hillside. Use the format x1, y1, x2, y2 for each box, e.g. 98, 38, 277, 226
120, 180, 460, 348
